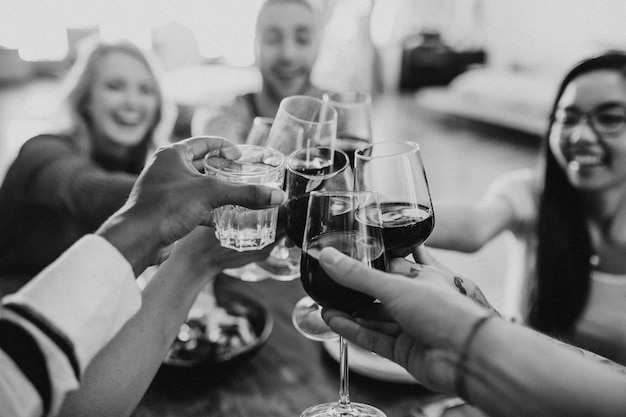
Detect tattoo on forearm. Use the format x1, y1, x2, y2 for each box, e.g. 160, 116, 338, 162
454, 276, 501, 316
407, 266, 421, 278
453, 276, 467, 295
554, 340, 626, 375
471, 288, 501, 316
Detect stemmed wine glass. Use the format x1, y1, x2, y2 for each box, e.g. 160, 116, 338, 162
326, 91, 373, 167
299, 191, 387, 417
284, 147, 353, 340
252, 95, 338, 281
354, 141, 434, 258
267, 95, 337, 154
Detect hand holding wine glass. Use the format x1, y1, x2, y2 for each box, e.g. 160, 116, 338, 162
298, 191, 387, 417
354, 141, 434, 258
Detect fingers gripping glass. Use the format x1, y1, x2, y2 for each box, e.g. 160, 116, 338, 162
554, 104, 626, 135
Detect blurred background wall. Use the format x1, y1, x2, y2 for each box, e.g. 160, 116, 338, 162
1, 0, 626, 138
2, 0, 626, 85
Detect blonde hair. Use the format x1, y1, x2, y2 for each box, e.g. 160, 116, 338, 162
53, 36, 174, 155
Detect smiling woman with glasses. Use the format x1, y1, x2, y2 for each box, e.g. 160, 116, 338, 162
424, 51, 626, 367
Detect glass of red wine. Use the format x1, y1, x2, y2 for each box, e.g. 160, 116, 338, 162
354, 141, 434, 258
298, 190, 387, 417
326, 91, 373, 168
285, 147, 353, 340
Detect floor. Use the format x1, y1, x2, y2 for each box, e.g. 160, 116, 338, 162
0, 79, 541, 310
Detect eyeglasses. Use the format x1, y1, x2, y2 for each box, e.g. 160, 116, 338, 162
553, 105, 626, 135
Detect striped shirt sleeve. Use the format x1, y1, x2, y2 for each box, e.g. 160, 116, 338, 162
0, 235, 141, 417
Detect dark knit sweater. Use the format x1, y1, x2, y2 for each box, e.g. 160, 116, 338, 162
0, 134, 140, 277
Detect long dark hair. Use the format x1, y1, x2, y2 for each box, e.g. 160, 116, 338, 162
530, 51, 626, 336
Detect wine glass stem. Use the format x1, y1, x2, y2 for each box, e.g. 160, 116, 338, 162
337, 336, 351, 411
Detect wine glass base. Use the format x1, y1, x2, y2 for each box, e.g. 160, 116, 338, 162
223, 263, 271, 282
300, 402, 386, 417
255, 256, 300, 281
256, 238, 301, 281
292, 296, 338, 341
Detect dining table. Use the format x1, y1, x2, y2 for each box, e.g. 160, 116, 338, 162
131, 272, 489, 417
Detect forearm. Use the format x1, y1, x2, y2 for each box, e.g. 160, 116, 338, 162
427, 201, 512, 252
427, 203, 488, 252
58, 259, 218, 417
464, 319, 626, 417
96, 207, 160, 276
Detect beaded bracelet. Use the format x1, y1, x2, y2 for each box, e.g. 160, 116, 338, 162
454, 314, 496, 403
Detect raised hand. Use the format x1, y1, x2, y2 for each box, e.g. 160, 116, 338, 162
319, 247, 488, 394
389, 246, 500, 316
97, 136, 285, 274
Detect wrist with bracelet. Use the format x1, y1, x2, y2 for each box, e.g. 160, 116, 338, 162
454, 314, 498, 403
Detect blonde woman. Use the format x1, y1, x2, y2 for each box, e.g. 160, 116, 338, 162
0, 36, 175, 277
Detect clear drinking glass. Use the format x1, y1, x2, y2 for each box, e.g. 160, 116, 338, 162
299, 191, 387, 417
354, 141, 434, 258
223, 117, 296, 281
326, 91, 373, 167
204, 144, 286, 251
283, 147, 354, 340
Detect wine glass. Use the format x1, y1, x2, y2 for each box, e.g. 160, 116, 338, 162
284, 147, 354, 340
354, 141, 434, 258
266, 95, 337, 155
299, 191, 387, 417
253, 95, 338, 281
326, 91, 373, 167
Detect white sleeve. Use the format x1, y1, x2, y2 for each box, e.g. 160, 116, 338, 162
0, 235, 141, 417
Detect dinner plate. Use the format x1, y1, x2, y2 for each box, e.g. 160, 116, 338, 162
323, 340, 419, 384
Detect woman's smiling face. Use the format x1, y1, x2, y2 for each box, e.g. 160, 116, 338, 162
86, 50, 159, 149
549, 69, 626, 192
